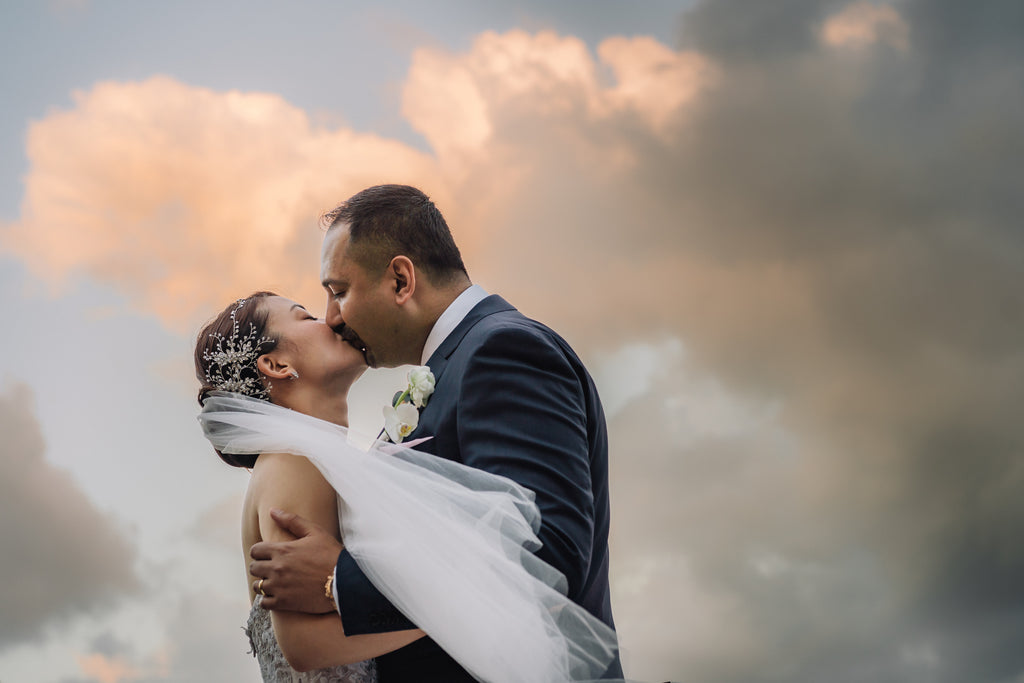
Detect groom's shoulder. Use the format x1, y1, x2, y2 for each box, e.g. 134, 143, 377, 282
468, 298, 553, 338
464, 301, 578, 359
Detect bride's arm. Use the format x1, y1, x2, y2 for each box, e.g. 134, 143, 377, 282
251, 452, 424, 671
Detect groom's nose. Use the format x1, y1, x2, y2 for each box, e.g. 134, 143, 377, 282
324, 298, 343, 331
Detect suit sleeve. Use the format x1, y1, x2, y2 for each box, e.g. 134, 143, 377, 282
458, 326, 594, 597
333, 549, 416, 635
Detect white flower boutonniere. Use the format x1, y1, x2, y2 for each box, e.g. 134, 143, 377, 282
381, 366, 435, 443
383, 402, 420, 443
407, 366, 436, 408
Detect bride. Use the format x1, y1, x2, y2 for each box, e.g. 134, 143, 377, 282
195, 292, 419, 681
193, 291, 618, 682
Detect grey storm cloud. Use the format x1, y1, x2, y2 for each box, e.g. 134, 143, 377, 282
0, 384, 140, 648
464, 1, 1024, 681
138, 592, 258, 683
653, 0, 1024, 680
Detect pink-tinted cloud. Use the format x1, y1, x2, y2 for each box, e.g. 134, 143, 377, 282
77, 653, 145, 683
2, 32, 716, 335
820, 2, 909, 50
3, 77, 445, 327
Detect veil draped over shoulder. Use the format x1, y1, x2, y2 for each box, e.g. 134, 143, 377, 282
198, 392, 619, 683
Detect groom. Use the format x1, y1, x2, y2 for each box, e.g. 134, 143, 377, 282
250, 184, 621, 680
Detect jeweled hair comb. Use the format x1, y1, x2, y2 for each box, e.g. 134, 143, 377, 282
202, 298, 275, 401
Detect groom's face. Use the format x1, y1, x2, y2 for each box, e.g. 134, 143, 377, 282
320, 224, 400, 368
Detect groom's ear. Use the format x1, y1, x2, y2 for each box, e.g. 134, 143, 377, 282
257, 353, 293, 380
389, 256, 416, 305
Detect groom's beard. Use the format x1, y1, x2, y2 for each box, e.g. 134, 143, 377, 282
335, 325, 373, 367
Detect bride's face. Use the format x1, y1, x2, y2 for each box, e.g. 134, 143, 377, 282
263, 296, 367, 385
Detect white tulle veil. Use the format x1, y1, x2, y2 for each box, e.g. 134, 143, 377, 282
198, 392, 621, 683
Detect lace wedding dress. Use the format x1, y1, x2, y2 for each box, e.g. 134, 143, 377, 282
245, 595, 376, 682
200, 392, 619, 683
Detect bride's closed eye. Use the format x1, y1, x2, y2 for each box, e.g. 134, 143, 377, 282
289, 305, 317, 322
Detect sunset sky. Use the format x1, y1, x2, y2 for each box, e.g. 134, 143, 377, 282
2, 1, 1023, 682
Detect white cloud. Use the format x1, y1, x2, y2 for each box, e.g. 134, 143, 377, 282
593, 338, 685, 418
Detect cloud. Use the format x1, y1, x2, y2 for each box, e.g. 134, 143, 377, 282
0, 383, 140, 649
1, 77, 446, 329
820, 2, 909, 50
398, 8, 1024, 681
77, 652, 145, 683
139, 592, 257, 682
49, 593, 255, 683
187, 491, 244, 552
3, 2, 1024, 679
593, 338, 685, 418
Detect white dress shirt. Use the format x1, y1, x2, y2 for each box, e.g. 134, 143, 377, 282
420, 284, 489, 366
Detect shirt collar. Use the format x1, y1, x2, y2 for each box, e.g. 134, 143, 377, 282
421, 284, 488, 365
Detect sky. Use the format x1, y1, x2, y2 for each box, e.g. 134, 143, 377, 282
1, 1, 1023, 682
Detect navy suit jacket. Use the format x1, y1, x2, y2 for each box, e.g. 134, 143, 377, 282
335, 295, 621, 681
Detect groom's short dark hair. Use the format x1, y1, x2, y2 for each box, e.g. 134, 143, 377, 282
321, 184, 468, 285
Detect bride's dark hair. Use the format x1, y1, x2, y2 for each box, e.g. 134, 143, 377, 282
194, 291, 279, 468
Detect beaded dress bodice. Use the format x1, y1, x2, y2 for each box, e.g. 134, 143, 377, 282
245, 596, 376, 683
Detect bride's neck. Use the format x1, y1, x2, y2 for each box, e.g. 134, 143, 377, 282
277, 389, 350, 427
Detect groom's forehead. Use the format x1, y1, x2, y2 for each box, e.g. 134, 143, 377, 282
320, 225, 352, 276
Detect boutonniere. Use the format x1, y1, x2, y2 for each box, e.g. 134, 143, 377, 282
381, 366, 435, 443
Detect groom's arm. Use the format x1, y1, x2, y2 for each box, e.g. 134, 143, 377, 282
458, 325, 594, 598
248, 510, 416, 634
332, 549, 416, 633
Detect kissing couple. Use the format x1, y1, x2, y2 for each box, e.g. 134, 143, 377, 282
195, 184, 624, 682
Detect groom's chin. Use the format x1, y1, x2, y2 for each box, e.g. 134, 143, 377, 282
355, 343, 375, 368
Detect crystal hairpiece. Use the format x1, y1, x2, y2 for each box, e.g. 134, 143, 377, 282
202, 298, 275, 401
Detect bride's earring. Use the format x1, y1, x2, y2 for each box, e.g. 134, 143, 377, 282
290, 370, 299, 379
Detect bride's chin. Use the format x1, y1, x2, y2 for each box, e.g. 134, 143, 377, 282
342, 350, 369, 374
339, 339, 370, 366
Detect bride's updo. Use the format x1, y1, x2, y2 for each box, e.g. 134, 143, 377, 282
194, 291, 279, 468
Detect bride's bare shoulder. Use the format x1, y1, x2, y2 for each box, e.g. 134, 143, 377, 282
246, 452, 339, 542
249, 451, 320, 483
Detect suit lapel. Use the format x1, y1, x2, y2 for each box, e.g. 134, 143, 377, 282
423, 295, 515, 384
410, 295, 515, 445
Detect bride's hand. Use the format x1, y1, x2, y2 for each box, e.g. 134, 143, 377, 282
249, 508, 343, 614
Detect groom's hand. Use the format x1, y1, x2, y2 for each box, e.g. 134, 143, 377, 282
249, 508, 342, 614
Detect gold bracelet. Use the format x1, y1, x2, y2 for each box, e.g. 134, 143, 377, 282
324, 571, 338, 612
